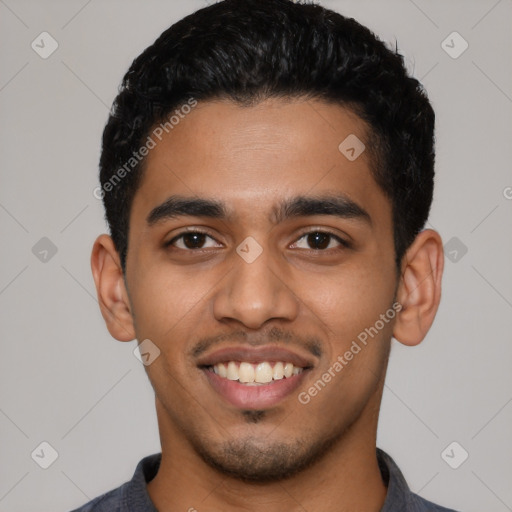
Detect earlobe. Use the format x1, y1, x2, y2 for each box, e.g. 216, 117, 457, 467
393, 229, 444, 346
91, 234, 136, 342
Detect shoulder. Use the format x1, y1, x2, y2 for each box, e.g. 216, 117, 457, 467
409, 492, 461, 512
69, 483, 127, 512
69, 454, 161, 512
377, 449, 461, 512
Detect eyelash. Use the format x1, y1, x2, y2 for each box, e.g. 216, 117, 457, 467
165, 230, 221, 250
293, 230, 351, 250
165, 229, 351, 252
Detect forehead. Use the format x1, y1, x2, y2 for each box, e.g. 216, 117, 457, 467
130, 98, 389, 224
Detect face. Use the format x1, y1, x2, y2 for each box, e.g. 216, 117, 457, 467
123, 99, 398, 481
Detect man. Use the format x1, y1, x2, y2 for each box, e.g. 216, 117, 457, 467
76, 0, 454, 510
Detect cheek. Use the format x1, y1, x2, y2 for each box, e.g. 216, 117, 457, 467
294, 272, 395, 425
126, 268, 218, 374
294, 261, 397, 346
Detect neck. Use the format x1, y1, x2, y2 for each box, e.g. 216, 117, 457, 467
147, 400, 387, 511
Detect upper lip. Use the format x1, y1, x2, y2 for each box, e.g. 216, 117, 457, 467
196, 345, 316, 369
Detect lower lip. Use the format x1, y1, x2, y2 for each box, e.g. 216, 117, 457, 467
202, 368, 308, 409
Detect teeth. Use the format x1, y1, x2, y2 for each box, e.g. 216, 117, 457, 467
212, 361, 303, 384
216, 363, 227, 378
227, 361, 238, 381
273, 362, 284, 380
239, 362, 255, 383
255, 362, 273, 383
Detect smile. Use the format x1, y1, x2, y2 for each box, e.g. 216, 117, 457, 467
197, 345, 315, 409
209, 361, 303, 385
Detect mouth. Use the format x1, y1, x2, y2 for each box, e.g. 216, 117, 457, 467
208, 360, 304, 384
197, 347, 314, 410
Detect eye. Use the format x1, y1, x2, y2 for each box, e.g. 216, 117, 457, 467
292, 231, 349, 251
167, 231, 222, 250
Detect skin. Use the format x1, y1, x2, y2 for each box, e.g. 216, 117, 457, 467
91, 98, 444, 511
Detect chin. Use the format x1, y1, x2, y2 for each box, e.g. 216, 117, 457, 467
190, 432, 342, 483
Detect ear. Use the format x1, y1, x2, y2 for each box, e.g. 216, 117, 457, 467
393, 229, 444, 346
91, 234, 135, 342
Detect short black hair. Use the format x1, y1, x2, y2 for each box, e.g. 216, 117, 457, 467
99, 0, 435, 271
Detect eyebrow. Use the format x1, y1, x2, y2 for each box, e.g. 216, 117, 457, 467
272, 195, 371, 226
147, 196, 227, 225
146, 194, 371, 226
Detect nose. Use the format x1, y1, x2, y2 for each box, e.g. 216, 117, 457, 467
212, 245, 300, 330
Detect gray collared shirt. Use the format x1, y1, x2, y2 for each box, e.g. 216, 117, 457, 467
71, 449, 460, 511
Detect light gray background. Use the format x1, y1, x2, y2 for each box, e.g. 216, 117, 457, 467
1, 0, 511, 511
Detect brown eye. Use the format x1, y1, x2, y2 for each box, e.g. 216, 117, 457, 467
307, 232, 331, 249
293, 231, 348, 251
181, 233, 207, 249
168, 231, 222, 250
